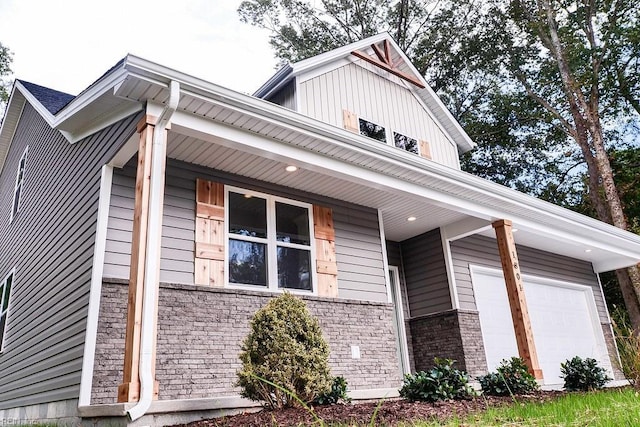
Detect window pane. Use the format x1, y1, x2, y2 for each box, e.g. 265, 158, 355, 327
2, 275, 11, 312
277, 247, 312, 291
394, 132, 418, 154
276, 202, 310, 245
228, 192, 267, 238
229, 239, 267, 286
359, 118, 386, 143
0, 314, 5, 344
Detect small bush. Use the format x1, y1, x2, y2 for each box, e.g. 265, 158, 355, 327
612, 308, 640, 387
561, 356, 611, 391
478, 357, 539, 396
236, 293, 332, 409
313, 376, 351, 405
399, 358, 476, 402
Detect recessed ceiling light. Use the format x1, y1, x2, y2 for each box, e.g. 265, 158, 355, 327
244, 194, 253, 199
512, 228, 519, 232
407, 216, 417, 222
585, 249, 592, 253
285, 165, 298, 172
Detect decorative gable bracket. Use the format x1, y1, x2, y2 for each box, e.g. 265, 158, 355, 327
351, 40, 425, 89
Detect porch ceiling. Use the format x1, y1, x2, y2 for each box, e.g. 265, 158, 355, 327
165, 131, 467, 242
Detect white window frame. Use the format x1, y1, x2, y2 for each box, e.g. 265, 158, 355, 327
224, 186, 317, 295
0, 269, 15, 352
10, 147, 29, 223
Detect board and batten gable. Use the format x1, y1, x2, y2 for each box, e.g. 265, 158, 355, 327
103, 158, 389, 302
295, 60, 461, 169
450, 235, 609, 323
0, 103, 139, 410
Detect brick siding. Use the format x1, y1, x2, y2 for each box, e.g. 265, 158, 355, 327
91, 280, 401, 404
409, 309, 487, 378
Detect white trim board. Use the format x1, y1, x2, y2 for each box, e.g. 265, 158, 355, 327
78, 164, 114, 406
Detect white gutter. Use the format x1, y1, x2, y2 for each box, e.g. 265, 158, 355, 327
127, 80, 180, 422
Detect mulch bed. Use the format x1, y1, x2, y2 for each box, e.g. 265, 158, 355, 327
175, 391, 566, 427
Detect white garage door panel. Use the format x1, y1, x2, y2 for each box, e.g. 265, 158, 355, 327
472, 267, 612, 385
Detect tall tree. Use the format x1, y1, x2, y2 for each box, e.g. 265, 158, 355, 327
238, 0, 640, 328
238, 0, 570, 196
0, 43, 13, 114
495, 0, 640, 329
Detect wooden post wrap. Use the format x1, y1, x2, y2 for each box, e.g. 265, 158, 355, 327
314, 206, 338, 297
118, 116, 165, 402
492, 219, 543, 380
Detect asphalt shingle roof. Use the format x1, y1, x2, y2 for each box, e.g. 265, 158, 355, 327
19, 80, 75, 115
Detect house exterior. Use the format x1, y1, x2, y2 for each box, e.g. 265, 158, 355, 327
0, 33, 639, 426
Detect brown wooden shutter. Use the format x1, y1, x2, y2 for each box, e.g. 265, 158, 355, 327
313, 205, 338, 297
195, 178, 225, 287
343, 110, 359, 133
419, 140, 432, 160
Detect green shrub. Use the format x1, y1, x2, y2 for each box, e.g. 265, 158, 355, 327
236, 293, 332, 409
399, 358, 476, 402
560, 356, 611, 391
612, 307, 640, 388
478, 357, 539, 396
313, 376, 351, 405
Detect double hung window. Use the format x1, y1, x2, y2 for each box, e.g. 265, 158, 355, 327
11, 147, 28, 222
227, 188, 314, 292
0, 272, 13, 351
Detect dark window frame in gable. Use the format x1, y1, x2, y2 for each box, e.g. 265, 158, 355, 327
11, 146, 29, 222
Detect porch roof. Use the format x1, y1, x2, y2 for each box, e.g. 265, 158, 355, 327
4, 54, 640, 273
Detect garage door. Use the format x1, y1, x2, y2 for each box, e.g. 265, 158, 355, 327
471, 266, 612, 384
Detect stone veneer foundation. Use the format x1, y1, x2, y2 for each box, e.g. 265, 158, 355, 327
409, 309, 487, 378
92, 280, 401, 404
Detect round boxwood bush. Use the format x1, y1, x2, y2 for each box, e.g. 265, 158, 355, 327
399, 358, 476, 402
561, 356, 611, 391
236, 293, 332, 408
478, 357, 539, 396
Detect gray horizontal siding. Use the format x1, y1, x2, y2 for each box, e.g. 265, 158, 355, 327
0, 104, 139, 409
450, 235, 608, 323
103, 158, 388, 302
400, 228, 451, 317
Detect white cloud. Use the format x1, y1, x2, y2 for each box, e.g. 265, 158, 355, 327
0, 0, 278, 95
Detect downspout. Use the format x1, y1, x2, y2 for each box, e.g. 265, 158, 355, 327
127, 80, 180, 422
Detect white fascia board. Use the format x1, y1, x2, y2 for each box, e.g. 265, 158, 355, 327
168, 109, 640, 264
0, 85, 26, 175
14, 66, 132, 144
14, 81, 57, 125
118, 59, 640, 261
53, 67, 129, 127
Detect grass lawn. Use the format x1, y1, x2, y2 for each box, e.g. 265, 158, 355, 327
407, 388, 640, 426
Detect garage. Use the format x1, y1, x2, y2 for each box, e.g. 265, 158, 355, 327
471, 266, 612, 384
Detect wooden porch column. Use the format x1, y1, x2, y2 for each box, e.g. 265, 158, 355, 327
492, 219, 543, 380
118, 116, 163, 402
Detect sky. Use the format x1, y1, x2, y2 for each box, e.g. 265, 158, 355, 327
0, 0, 280, 96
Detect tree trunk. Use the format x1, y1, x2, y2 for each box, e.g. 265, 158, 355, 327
616, 266, 640, 331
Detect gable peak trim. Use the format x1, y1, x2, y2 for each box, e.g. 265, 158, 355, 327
351, 40, 425, 88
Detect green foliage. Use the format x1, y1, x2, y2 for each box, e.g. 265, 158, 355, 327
313, 376, 351, 405
0, 42, 13, 112
236, 293, 331, 409
399, 358, 476, 402
478, 357, 539, 396
560, 356, 611, 391
612, 308, 640, 388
